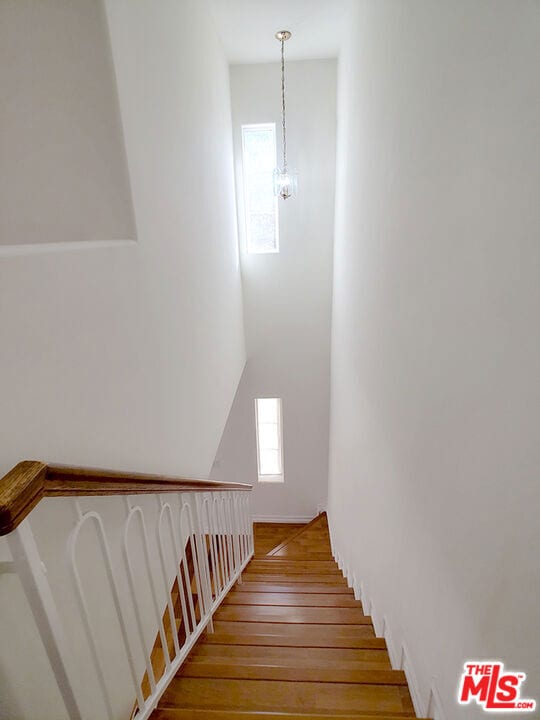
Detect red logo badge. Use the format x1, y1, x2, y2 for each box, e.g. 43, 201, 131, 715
458, 661, 536, 712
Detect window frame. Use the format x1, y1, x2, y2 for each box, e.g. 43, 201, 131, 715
254, 397, 284, 483
241, 123, 279, 255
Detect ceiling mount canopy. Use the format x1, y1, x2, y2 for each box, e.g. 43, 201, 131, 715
275, 30, 291, 42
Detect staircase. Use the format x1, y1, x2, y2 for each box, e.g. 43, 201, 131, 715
150, 514, 427, 720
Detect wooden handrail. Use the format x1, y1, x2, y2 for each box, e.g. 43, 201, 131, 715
0, 461, 252, 537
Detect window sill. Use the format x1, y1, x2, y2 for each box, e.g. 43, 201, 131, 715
258, 474, 284, 484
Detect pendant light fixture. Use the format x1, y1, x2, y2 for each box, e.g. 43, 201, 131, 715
273, 30, 298, 200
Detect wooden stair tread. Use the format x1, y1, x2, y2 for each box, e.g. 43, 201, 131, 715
236, 582, 355, 595
242, 574, 348, 584
190, 644, 391, 667
215, 605, 369, 624
204, 634, 384, 649
224, 592, 362, 608
152, 710, 425, 719
247, 565, 341, 572
248, 561, 341, 571
210, 620, 376, 637
160, 678, 415, 715
178, 663, 407, 685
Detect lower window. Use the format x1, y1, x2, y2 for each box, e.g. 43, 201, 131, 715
255, 397, 284, 483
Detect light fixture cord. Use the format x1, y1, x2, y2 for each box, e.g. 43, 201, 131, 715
280, 37, 287, 171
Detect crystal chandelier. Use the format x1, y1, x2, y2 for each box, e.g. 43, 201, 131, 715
273, 30, 298, 200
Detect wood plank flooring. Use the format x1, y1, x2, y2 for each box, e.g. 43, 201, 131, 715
151, 514, 426, 720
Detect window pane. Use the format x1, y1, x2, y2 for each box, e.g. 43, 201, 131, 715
259, 449, 281, 476
255, 398, 283, 480
243, 130, 275, 173
258, 422, 279, 450
249, 214, 277, 252
242, 124, 278, 254
257, 398, 278, 424
246, 174, 275, 214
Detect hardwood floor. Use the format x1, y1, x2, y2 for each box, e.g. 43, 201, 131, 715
151, 514, 426, 720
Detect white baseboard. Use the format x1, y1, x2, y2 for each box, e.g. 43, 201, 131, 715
401, 643, 426, 718
427, 681, 447, 720
329, 537, 433, 720
371, 605, 384, 639
360, 582, 372, 614
252, 515, 313, 523
382, 616, 400, 669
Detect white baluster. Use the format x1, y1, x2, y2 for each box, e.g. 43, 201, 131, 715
68, 504, 145, 719
192, 494, 214, 632
123, 500, 169, 695
178, 503, 198, 633
156, 500, 182, 659
181, 499, 205, 628
213, 496, 226, 593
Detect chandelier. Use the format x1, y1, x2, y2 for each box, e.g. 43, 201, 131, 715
273, 30, 298, 200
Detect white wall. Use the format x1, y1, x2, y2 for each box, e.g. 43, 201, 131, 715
0, 0, 245, 480
211, 60, 336, 521
0, 0, 135, 246
328, 2, 540, 719
0, 1, 246, 717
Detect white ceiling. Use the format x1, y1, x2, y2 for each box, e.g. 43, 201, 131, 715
208, 0, 347, 64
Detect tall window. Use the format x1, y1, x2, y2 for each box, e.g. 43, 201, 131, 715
241, 124, 279, 254
255, 398, 284, 482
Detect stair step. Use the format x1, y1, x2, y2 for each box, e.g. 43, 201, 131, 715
189, 644, 391, 669
178, 663, 407, 685
215, 604, 369, 624
224, 591, 362, 608
211, 620, 375, 636
160, 678, 415, 716
269, 553, 335, 560
205, 633, 384, 649
236, 582, 354, 595
152, 710, 424, 720
250, 559, 338, 566
242, 574, 348, 584
248, 561, 341, 573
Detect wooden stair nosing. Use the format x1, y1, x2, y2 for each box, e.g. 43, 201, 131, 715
215, 605, 370, 624
242, 574, 348, 584
212, 619, 375, 633
152, 710, 426, 719
190, 644, 391, 665
203, 634, 386, 650
224, 592, 362, 608
160, 677, 415, 715
248, 560, 338, 566
235, 582, 355, 595
248, 561, 340, 570
178, 663, 408, 685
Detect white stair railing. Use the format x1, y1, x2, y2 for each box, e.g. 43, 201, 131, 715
0, 463, 253, 720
